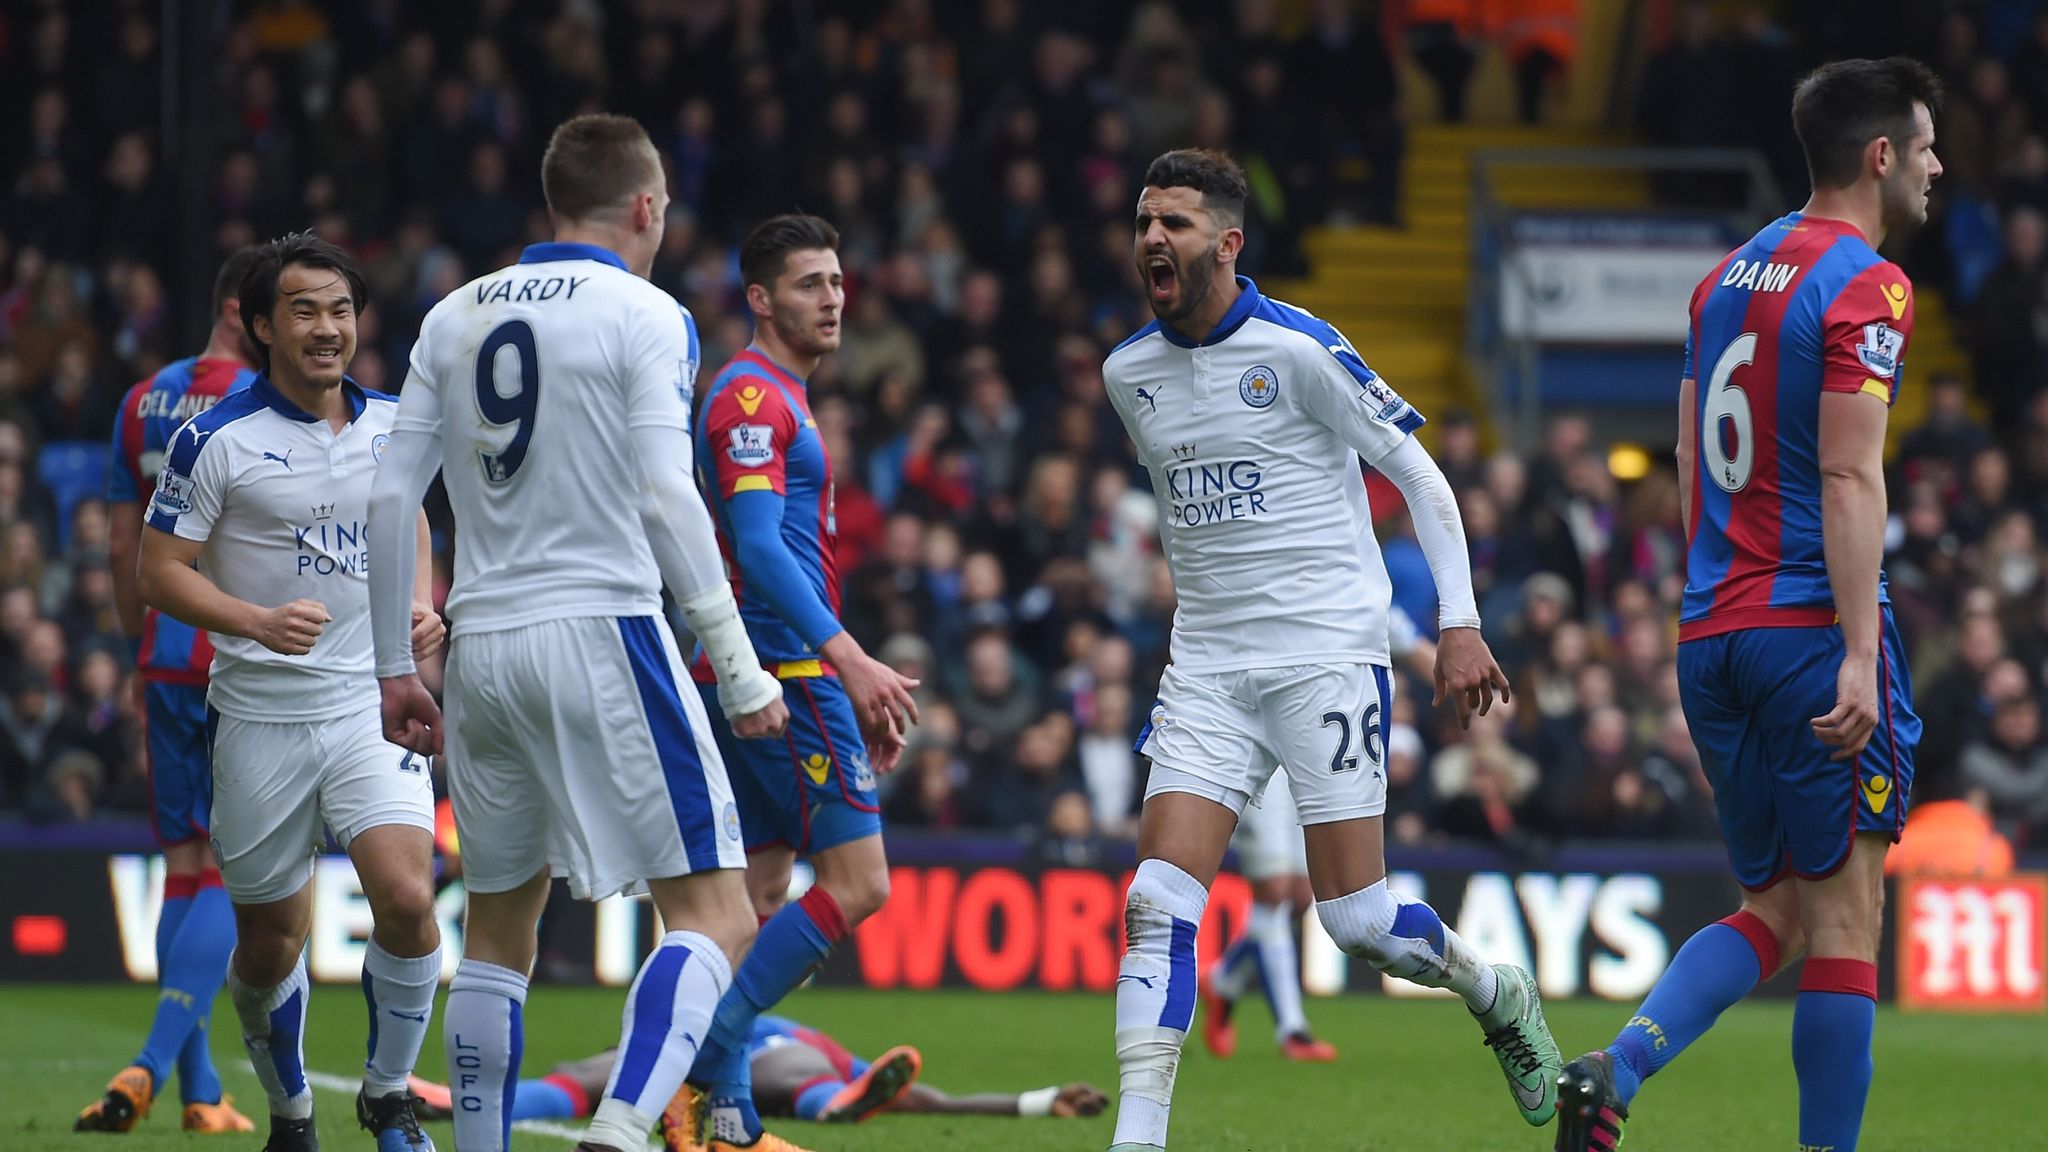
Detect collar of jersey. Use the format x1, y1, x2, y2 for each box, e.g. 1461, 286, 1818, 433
252, 372, 367, 423
1155, 275, 1261, 349
1782, 212, 1871, 243
519, 241, 628, 271
733, 347, 809, 390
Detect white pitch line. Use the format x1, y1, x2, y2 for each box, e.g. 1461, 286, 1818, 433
243, 1062, 608, 1144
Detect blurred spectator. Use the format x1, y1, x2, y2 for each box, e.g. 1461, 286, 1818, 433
981, 710, 1084, 835
1967, 206, 2046, 432
1077, 681, 1140, 838
1961, 689, 2048, 845
1402, 0, 1483, 123
950, 629, 1038, 773
1431, 698, 1541, 843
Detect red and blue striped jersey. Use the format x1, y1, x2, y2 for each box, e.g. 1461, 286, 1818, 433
107, 356, 257, 682
1679, 213, 1914, 642
692, 349, 841, 670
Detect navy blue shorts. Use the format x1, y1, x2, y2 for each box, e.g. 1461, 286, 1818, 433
1678, 609, 1919, 890
146, 680, 213, 846
698, 675, 880, 855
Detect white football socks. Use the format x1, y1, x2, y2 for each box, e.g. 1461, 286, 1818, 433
1111, 859, 1208, 1149
584, 930, 732, 1151
228, 953, 314, 1121
361, 938, 441, 1096
443, 958, 528, 1152
1316, 878, 1497, 1011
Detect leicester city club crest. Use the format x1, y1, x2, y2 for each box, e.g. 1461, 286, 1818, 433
1239, 365, 1278, 409
372, 433, 391, 462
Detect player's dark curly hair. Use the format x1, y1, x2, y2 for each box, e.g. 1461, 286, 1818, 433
1142, 149, 1248, 226
238, 231, 367, 369
1791, 57, 1944, 190
740, 214, 841, 289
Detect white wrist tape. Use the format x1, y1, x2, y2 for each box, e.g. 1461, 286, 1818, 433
678, 584, 779, 717
1017, 1087, 1059, 1117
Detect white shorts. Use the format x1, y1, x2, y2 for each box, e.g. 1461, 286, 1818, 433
208, 704, 435, 904
443, 615, 746, 901
1138, 662, 1393, 825
1231, 772, 1308, 881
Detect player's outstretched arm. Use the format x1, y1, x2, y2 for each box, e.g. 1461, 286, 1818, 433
891, 1082, 1107, 1118
365, 418, 447, 755
138, 527, 329, 654
1813, 388, 1889, 759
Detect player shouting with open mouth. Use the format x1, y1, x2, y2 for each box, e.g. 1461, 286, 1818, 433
1100, 148, 1561, 1152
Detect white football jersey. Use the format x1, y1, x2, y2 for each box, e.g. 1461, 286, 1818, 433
1103, 277, 1424, 673
397, 242, 700, 636
146, 378, 398, 720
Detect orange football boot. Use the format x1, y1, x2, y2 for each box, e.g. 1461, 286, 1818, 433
659, 1082, 707, 1152
816, 1045, 922, 1123
181, 1096, 257, 1133
74, 1065, 154, 1132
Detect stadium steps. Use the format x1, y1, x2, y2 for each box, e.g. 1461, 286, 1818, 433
1269, 123, 1642, 441
1271, 120, 1958, 455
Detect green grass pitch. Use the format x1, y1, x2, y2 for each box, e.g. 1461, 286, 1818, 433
2, 984, 2037, 1150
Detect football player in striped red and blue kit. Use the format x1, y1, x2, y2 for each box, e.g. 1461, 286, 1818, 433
76, 248, 263, 1138
1554, 58, 1943, 1152
684, 215, 919, 1152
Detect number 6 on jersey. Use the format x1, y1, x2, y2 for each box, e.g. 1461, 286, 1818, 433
1703, 331, 1756, 493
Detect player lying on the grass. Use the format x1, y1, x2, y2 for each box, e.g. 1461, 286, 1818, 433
1553, 56, 1940, 1152
1202, 605, 1435, 1064
76, 246, 264, 1138
406, 1014, 1107, 1133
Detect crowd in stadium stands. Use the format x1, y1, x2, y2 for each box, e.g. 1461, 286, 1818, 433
0, 0, 2042, 865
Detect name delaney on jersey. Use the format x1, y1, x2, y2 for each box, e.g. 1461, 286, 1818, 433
1163, 453, 1270, 527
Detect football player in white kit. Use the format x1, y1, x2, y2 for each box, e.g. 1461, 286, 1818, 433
1200, 606, 1436, 1064
1102, 150, 1562, 1152
138, 233, 447, 1152
364, 114, 787, 1152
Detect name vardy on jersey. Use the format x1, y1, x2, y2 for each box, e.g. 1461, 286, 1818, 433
474, 275, 591, 304
1165, 459, 1268, 527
